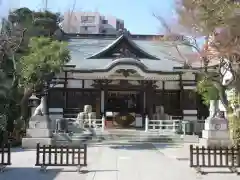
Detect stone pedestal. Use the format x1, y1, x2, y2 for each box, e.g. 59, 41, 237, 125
200, 100, 231, 147
200, 117, 231, 147
22, 115, 52, 149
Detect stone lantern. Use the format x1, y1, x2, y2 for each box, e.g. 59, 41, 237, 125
29, 94, 40, 116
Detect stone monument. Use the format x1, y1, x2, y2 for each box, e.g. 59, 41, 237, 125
77, 105, 96, 128
200, 100, 231, 147
22, 95, 52, 149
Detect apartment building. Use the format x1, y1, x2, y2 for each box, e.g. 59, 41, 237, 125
0, 0, 19, 30
62, 11, 124, 34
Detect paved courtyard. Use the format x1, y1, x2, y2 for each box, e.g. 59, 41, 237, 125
1, 143, 240, 180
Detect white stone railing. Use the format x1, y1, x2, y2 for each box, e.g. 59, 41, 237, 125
83, 116, 105, 132
54, 117, 105, 133
145, 116, 181, 134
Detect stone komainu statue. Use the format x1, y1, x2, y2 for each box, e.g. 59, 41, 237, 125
32, 97, 45, 117
77, 105, 96, 128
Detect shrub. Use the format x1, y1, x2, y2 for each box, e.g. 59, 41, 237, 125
228, 113, 240, 146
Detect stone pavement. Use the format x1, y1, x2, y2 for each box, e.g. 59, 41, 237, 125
0, 146, 99, 180
85, 143, 198, 180
1, 143, 240, 180
153, 142, 240, 179
152, 142, 194, 160
85, 143, 240, 180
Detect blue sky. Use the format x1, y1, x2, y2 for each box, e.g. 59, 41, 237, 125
0, 0, 204, 46
17, 0, 175, 34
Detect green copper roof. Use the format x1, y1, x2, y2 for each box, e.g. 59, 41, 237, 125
67, 36, 193, 72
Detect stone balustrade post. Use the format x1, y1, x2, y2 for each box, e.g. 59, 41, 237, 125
172, 120, 176, 133
159, 120, 163, 130
101, 115, 105, 132
182, 121, 187, 135
145, 116, 149, 132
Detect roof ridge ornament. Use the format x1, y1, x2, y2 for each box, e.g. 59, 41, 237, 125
117, 28, 131, 38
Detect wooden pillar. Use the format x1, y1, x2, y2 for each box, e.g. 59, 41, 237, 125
104, 80, 109, 116
139, 80, 146, 126
182, 73, 198, 120
179, 73, 183, 119
162, 81, 165, 110
64, 71, 68, 109
146, 81, 154, 119
96, 94, 101, 118
100, 90, 105, 114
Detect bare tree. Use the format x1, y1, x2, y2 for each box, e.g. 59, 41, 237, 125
153, 0, 240, 110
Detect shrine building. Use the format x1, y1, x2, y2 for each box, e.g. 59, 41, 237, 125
47, 33, 209, 128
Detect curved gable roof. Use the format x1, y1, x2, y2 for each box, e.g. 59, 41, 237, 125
87, 35, 159, 60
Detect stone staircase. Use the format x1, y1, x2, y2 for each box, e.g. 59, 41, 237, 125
52, 128, 199, 146
91, 129, 183, 144
52, 129, 93, 146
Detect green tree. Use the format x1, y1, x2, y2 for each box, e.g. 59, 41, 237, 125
0, 7, 69, 142
7, 8, 67, 120
196, 76, 219, 106
18, 36, 70, 95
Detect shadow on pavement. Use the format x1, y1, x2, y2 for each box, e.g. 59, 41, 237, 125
108, 142, 175, 150
196, 168, 240, 175
10, 148, 33, 153
88, 141, 182, 151
0, 167, 62, 180
80, 169, 118, 174
176, 157, 190, 161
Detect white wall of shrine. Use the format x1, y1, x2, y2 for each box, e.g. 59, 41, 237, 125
165, 81, 180, 90
64, 72, 196, 90
67, 79, 83, 88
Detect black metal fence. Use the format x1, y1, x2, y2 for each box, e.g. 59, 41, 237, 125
190, 145, 240, 174
0, 143, 11, 172
35, 143, 87, 172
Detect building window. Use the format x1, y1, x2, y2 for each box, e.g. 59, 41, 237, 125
86, 26, 96, 32
81, 16, 95, 23
102, 20, 108, 24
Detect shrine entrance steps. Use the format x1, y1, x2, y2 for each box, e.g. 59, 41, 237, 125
89, 129, 184, 144
52, 128, 184, 146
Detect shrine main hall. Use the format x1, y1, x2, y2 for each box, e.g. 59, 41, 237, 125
47, 33, 208, 128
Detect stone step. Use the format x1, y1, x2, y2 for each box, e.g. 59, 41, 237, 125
53, 140, 87, 146
53, 134, 199, 146
52, 134, 194, 146
90, 133, 182, 144
52, 128, 199, 146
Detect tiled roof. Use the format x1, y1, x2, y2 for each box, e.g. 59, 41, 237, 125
67, 36, 194, 72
